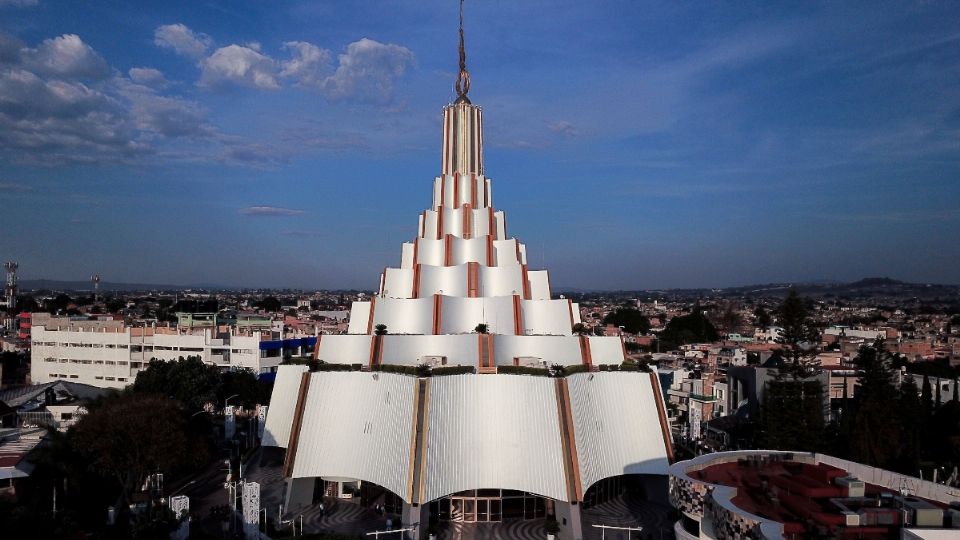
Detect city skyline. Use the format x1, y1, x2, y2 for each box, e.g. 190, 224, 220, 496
2, 0, 959, 289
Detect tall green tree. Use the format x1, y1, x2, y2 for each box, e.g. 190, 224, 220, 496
922, 374, 934, 415
897, 376, 922, 473
776, 289, 822, 379
753, 305, 772, 329
760, 290, 825, 451
848, 340, 902, 469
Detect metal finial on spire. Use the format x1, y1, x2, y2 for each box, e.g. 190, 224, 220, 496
455, 0, 471, 103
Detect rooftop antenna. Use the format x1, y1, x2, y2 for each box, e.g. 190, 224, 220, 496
4, 261, 17, 311
454, 0, 471, 103
92, 274, 101, 303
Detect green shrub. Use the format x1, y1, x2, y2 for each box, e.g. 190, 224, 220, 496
497, 365, 550, 377
561, 364, 591, 376
432, 365, 475, 376
317, 362, 360, 372
371, 364, 420, 376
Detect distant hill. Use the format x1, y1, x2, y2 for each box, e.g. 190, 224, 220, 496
20, 279, 213, 292
557, 277, 958, 300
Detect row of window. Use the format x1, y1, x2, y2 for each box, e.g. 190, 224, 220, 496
36, 342, 130, 349
36, 342, 259, 355
47, 373, 127, 382
43, 358, 142, 369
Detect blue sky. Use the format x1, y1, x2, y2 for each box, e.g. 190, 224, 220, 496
0, 1, 958, 290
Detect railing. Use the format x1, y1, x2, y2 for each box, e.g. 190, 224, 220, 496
19, 411, 56, 428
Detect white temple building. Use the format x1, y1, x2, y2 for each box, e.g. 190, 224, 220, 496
263, 19, 673, 539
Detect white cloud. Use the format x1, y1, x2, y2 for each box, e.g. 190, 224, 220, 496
22, 34, 110, 80
0, 68, 144, 163
240, 206, 304, 217
199, 44, 279, 90
547, 120, 580, 137
321, 38, 415, 102
280, 41, 332, 88
0, 33, 221, 164
128, 67, 167, 88
154, 23, 211, 59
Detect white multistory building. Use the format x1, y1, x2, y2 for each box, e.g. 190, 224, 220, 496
30, 313, 308, 389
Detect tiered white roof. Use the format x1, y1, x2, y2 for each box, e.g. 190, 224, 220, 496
346, 101, 580, 342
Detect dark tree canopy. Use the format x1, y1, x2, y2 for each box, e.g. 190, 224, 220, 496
72, 394, 207, 504
754, 305, 772, 329
658, 310, 718, 346
256, 296, 282, 312
132, 356, 222, 411
602, 308, 651, 334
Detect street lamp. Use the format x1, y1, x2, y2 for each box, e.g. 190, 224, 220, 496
225, 393, 239, 411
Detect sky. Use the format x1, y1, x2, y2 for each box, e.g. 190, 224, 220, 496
0, 1, 958, 290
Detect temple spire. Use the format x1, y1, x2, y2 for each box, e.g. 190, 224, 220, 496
455, 0, 471, 104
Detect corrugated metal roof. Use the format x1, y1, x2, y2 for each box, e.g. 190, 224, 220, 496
567, 372, 670, 494
262, 365, 308, 448
422, 374, 567, 502
291, 372, 416, 503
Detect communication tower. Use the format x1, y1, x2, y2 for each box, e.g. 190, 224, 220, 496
4, 261, 17, 311
92, 274, 101, 302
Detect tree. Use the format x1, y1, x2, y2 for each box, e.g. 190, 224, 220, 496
848, 340, 903, 469
922, 374, 934, 415
776, 290, 822, 379
760, 290, 825, 451
761, 379, 824, 451
14, 294, 39, 313
572, 323, 589, 335
602, 308, 650, 334
374, 324, 388, 336
257, 296, 282, 312
658, 310, 718, 347
754, 305, 772, 329
46, 293, 73, 314
474, 323, 489, 334
711, 301, 743, 334
897, 376, 922, 473
132, 356, 221, 412
72, 394, 207, 504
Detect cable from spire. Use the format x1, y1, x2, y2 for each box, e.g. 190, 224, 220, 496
455, 0, 471, 103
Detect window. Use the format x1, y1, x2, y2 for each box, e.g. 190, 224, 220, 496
94, 376, 104, 380
117, 378, 127, 382
105, 377, 115, 381
69, 375, 78, 379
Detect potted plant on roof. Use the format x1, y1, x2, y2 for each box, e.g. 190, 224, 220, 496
545, 516, 560, 540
